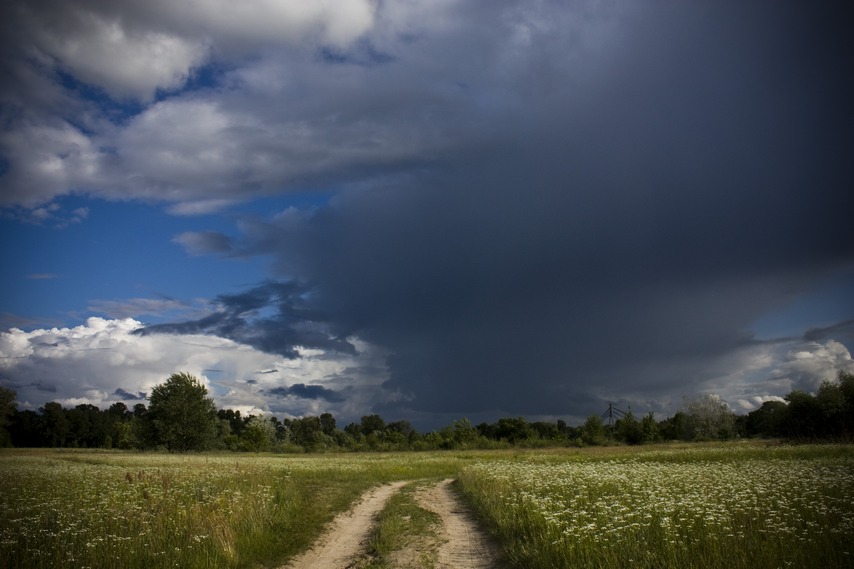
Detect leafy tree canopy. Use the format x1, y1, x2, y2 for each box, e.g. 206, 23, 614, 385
147, 372, 218, 452
0, 386, 17, 428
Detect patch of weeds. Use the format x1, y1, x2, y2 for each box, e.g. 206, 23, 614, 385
363, 481, 442, 569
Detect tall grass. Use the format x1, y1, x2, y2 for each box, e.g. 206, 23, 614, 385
458, 444, 854, 568
0, 450, 462, 569
5, 445, 854, 568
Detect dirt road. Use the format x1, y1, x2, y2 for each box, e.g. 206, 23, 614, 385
281, 479, 503, 569
414, 479, 502, 569
281, 481, 407, 569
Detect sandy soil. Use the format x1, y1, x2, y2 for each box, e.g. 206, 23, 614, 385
281, 481, 407, 569
413, 479, 503, 569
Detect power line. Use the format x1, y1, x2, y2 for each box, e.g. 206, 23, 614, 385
601, 402, 626, 428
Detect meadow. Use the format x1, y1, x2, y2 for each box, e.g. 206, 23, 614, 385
459, 444, 854, 568
0, 450, 462, 568
1, 443, 852, 568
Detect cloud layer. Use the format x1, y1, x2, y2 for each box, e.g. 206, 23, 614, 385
2, 1, 853, 426
5, 0, 375, 99
0, 317, 396, 422
3, 316, 850, 427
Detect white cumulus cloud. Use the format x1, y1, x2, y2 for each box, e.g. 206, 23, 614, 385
7, 0, 376, 101
0, 317, 393, 421
769, 340, 854, 393
0, 121, 103, 208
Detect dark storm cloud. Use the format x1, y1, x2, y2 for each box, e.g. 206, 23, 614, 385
207, 2, 853, 419
172, 231, 234, 256
267, 383, 345, 403
134, 281, 355, 358
114, 388, 145, 401
9, 1, 848, 424
804, 320, 854, 346
32, 381, 57, 394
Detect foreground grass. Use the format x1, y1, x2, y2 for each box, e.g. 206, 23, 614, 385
3, 443, 853, 568
458, 443, 854, 568
0, 449, 462, 569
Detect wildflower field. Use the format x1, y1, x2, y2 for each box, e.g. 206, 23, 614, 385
459, 444, 854, 568
1, 443, 853, 568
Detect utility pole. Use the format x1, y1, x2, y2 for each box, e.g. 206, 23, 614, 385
601, 403, 626, 439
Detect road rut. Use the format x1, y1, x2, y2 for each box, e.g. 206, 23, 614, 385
281, 478, 502, 569
281, 481, 406, 569
414, 478, 502, 569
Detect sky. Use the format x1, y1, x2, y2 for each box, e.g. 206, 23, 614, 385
1, 0, 853, 430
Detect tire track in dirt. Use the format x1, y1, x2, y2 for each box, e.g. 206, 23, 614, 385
281, 481, 407, 569
414, 478, 503, 569
282, 478, 502, 569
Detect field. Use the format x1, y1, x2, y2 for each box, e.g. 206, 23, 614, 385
459, 444, 854, 568
1, 443, 852, 568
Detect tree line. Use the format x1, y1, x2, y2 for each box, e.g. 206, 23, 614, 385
1, 371, 852, 452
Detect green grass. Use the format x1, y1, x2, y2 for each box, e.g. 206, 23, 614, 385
0, 450, 463, 569
3, 444, 853, 568
364, 481, 442, 569
457, 443, 854, 568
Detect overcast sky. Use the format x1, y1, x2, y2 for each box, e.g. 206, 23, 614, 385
1, 0, 853, 429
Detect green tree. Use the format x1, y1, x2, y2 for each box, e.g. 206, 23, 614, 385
106, 402, 131, 449
68, 404, 107, 448
641, 412, 660, 443
290, 416, 323, 449
128, 403, 155, 449
359, 414, 386, 436
0, 386, 16, 447
495, 417, 535, 444
840, 371, 854, 435
783, 390, 823, 439
476, 422, 497, 440
449, 418, 480, 448
659, 411, 690, 441
40, 402, 70, 447
319, 412, 337, 436
423, 431, 444, 449
9, 409, 41, 447
217, 408, 245, 437
239, 415, 276, 452
147, 372, 218, 452
382, 429, 408, 450
682, 394, 736, 440
387, 419, 415, 438
816, 380, 846, 436
531, 421, 562, 441
615, 409, 644, 445
581, 414, 606, 445
746, 400, 787, 437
